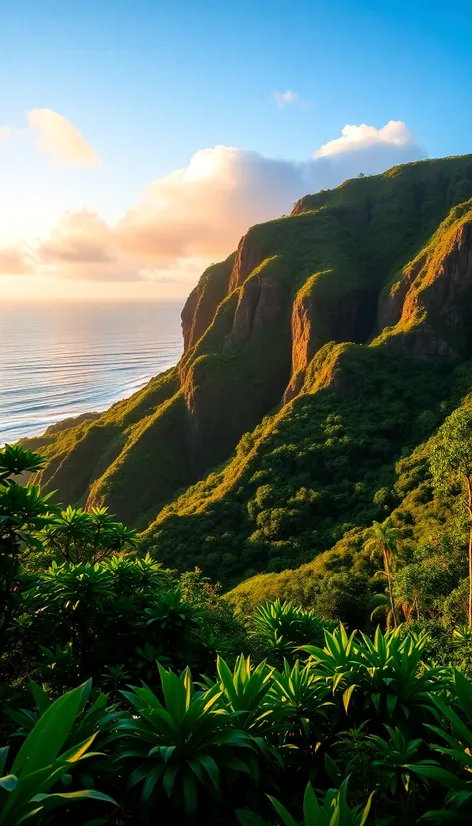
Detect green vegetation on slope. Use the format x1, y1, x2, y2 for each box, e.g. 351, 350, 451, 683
24, 366, 183, 527
144, 345, 470, 586
25, 154, 472, 538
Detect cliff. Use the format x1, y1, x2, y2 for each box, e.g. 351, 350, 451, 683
25, 154, 472, 578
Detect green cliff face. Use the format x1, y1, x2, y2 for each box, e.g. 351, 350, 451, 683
25, 154, 472, 585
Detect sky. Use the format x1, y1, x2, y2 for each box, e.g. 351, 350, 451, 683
1, 0, 471, 302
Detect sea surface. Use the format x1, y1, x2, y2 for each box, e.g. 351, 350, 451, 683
0, 302, 183, 445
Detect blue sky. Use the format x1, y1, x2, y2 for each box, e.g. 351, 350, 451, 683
1, 0, 471, 300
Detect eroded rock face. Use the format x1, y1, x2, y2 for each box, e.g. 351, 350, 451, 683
227, 258, 285, 349
181, 287, 199, 351
376, 255, 426, 332
379, 219, 472, 361
284, 285, 377, 401
182, 256, 291, 471
181, 253, 235, 352
229, 233, 263, 292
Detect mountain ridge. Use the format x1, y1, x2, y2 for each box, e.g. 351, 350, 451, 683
23, 152, 472, 593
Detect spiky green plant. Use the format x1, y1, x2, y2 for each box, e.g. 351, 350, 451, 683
251, 600, 327, 661
267, 659, 331, 744
207, 655, 275, 733
300, 625, 365, 714
267, 779, 374, 826
414, 669, 472, 821
369, 725, 433, 795
115, 664, 257, 817
302, 625, 446, 726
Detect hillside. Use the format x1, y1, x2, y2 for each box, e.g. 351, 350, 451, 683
25, 154, 472, 592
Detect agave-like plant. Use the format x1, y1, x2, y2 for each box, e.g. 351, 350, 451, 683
452, 625, 472, 646
137, 589, 201, 632
413, 669, 472, 821
204, 655, 275, 733
300, 625, 365, 714
202, 655, 283, 776
103, 553, 171, 597
369, 725, 434, 796
302, 626, 447, 727
251, 600, 327, 661
267, 779, 374, 826
267, 659, 331, 744
115, 664, 257, 817
0, 681, 114, 826
358, 628, 448, 726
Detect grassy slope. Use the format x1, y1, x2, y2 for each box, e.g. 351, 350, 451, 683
373, 198, 472, 355
24, 367, 181, 522
226, 384, 472, 616
144, 343, 471, 587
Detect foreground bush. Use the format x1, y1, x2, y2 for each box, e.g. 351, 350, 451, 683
2, 625, 472, 824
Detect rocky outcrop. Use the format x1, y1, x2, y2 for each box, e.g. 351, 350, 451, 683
181, 253, 235, 352
377, 209, 472, 361
180, 256, 291, 472
181, 288, 199, 352
228, 232, 264, 292
285, 273, 378, 401
376, 254, 426, 332
226, 257, 285, 348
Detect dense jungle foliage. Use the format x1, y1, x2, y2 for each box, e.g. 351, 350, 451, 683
145, 349, 466, 588
4, 443, 472, 824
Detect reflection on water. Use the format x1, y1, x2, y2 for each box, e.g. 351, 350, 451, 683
0, 302, 183, 444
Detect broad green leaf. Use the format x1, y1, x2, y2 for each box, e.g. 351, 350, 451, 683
12, 682, 85, 776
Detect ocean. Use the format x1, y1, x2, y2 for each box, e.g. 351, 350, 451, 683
0, 302, 183, 445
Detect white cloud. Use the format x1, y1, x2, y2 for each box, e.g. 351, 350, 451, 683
0, 120, 425, 283
27, 109, 101, 166
315, 120, 415, 157
272, 89, 307, 108
0, 127, 11, 141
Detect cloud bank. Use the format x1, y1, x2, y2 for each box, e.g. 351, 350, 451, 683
1, 120, 425, 284
0, 246, 35, 275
